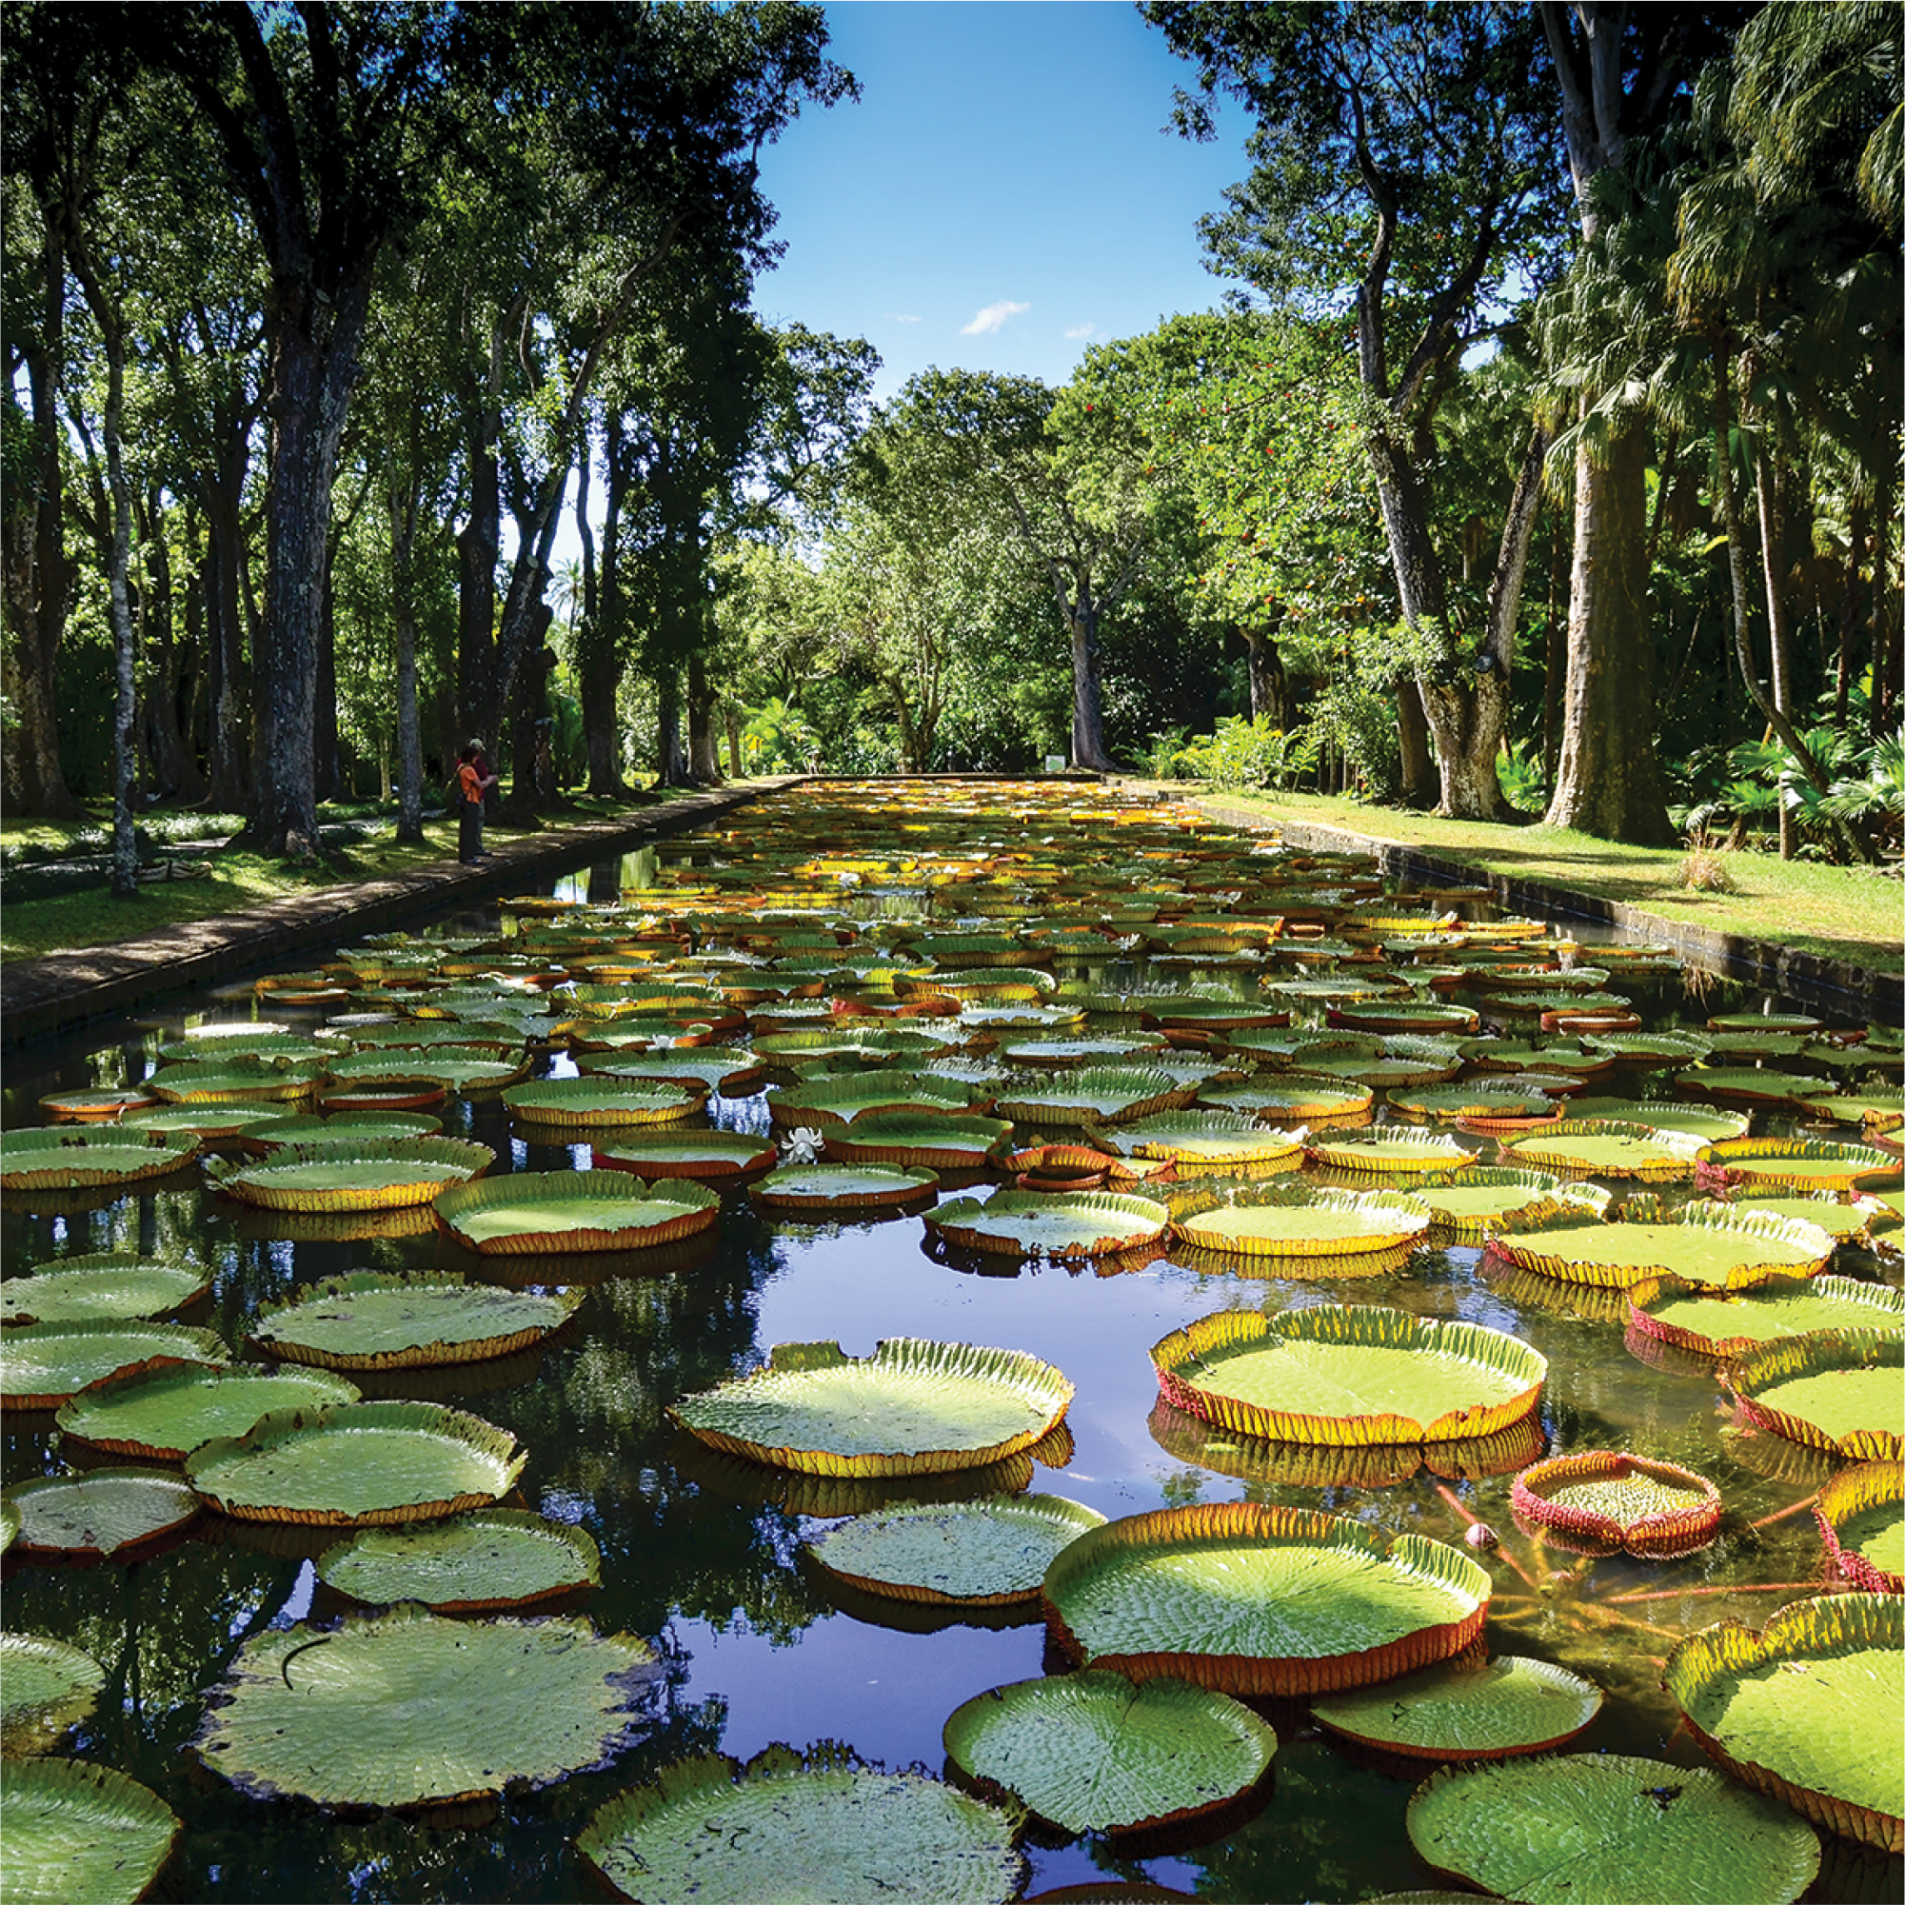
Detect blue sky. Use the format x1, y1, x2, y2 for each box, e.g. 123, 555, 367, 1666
749, 1, 1255, 401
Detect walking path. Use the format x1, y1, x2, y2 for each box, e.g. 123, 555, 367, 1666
1, 780, 789, 1048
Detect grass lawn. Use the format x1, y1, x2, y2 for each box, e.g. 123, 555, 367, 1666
0, 791, 672, 964
1169, 785, 1903, 979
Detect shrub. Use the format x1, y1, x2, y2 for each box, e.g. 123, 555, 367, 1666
1172, 716, 1318, 793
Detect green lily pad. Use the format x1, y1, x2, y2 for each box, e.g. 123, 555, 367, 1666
324, 1044, 530, 1092
247, 1110, 443, 1148
1313, 1654, 1602, 1760
1041, 1503, 1490, 1696
5, 1467, 199, 1561
315, 1508, 601, 1613
0, 1126, 200, 1192
502, 1076, 707, 1126
826, 1112, 1015, 1169
1106, 1112, 1303, 1174
769, 1072, 979, 1127
1716, 1192, 1882, 1241
1511, 1450, 1723, 1557
1564, 1098, 1751, 1142
1665, 1593, 1901, 1852
204, 1137, 493, 1211
1195, 1073, 1375, 1126
1307, 1128, 1477, 1176
145, 1056, 326, 1102
804, 1493, 1105, 1606
1409, 1168, 1609, 1241
0, 1253, 210, 1328
925, 1190, 1170, 1261
0, 1758, 180, 1905
670, 1337, 1073, 1478
119, 1101, 296, 1143
2, 1319, 227, 1411
1486, 1200, 1835, 1290
1813, 1460, 1903, 1592
1626, 1273, 1903, 1362
992, 1066, 1190, 1126
184, 1399, 527, 1526
1699, 1136, 1900, 1193
754, 1163, 940, 1212
249, 1271, 585, 1368
1170, 1184, 1431, 1259
55, 1362, 361, 1462
1387, 1082, 1557, 1121
193, 1604, 658, 1808
583, 1047, 767, 1096
576, 1743, 1025, 1904
432, 1170, 719, 1254
1150, 1304, 1545, 1447
1406, 1755, 1819, 1905
590, 1130, 778, 1179
1500, 1119, 1702, 1180
943, 1669, 1276, 1835
1, 1635, 107, 1755
1724, 1330, 1902, 1460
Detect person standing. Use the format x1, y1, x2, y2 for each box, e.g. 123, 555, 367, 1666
456, 744, 496, 863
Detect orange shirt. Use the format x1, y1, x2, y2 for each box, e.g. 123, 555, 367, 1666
456, 761, 483, 802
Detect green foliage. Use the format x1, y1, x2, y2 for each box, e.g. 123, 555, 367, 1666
1495, 740, 1548, 816
740, 698, 820, 774
1141, 728, 1190, 779
1172, 716, 1317, 793
1306, 676, 1403, 803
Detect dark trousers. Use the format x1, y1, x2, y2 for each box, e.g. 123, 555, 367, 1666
459, 796, 484, 862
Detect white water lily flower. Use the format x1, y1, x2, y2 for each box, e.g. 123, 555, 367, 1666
781, 1127, 826, 1164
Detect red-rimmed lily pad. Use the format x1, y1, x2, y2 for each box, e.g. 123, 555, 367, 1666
1664, 1592, 1901, 1853
502, 1076, 708, 1127
191, 1604, 658, 1810
1306, 1128, 1476, 1177
804, 1493, 1106, 1607
1812, 1460, 1902, 1592
0, 1634, 107, 1756
1511, 1449, 1722, 1557
1196, 1073, 1374, 1129
754, 1163, 940, 1212
1696, 1136, 1900, 1193
54, 1362, 361, 1462
769, 1071, 980, 1128
249, 1271, 585, 1369
575, 1743, 1025, 1905
1150, 1305, 1545, 1447
204, 1136, 493, 1211
432, 1170, 719, 1255
5, 1467, 200, 1563
670, 1337, 1074, 1478
2, 1319, 227, 1411
1485, 1199, 1835, 1290
1722, 1329, 1901, 1460
1409, 1168, 1610, 1242
0, 1127, 199, 1193
1626, 1272, 1902, 1362
1312, 1654, 1603, 1760
1105, 1112, 1303, 1176
826, 1112, 1015, 1170
315, 1508, 602, 1613
184, 1398, 527, 1526
0, 1253, 210, 1327
992, 1066, 1192, 1127
591, 1129, 778, 1180
943, 1669, 1276, 1837
1406, 1754, 1820, 1905
1040, 1502, 1490, 1696
0, 1757, 181, 1905
1500, 1118, 1702, 1180
144, 1056, 327, 1102
925, 1190, 1170, 1262
1170, 1184, 1431, 1259
36, 1086, 158, 1122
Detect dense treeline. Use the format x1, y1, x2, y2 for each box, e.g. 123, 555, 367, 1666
3, 1, 1898, 873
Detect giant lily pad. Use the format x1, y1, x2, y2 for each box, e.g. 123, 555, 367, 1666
1150, 1305, 1545, 1447
1813, 1460, 1903, 1593
1626, 1273, 1903, 1362
184, 1399, 526, 1526
925, 1190, 1170, 1262
325, 1045, 530, 1092
590, 1130, 778, 1180
992, 1067, 1191, 1126
769, 1072, 979, 1127
5, 1468, 199, 1562
1500, 1119, 1702, 1181
433, 1170, 718, 1254
249, 1271, 584, 1369
1664, 1593, 1902, 1852
0, 1634, 107, 1755
192, 1604, 657, 1809
0, 1127, 199, 1192
1105, 1112, 1303, 1176
1561, 1098, 1750, 1143
582, 1047, 767, 1096
1485, 1199, 1835, 1291
1698, 1136, 1900, 1193
204, 1136, 493, 1211
144, 1056, 326, 1102
243, 1110, 443, 1150
1409, 1168, 1609, 1242
1723, 1330, 1901, 1460
2, 1319, 226, 1411
1195, 1073, 1374, 1128
502, 1076, 707, 1126
670, 1337, 1073, 1478
803, 1493, 1105, 1606
943, 1669, 1275, 1836
1313, 1654, 1602, 1760
1406, 1755, 1820, 1905
754, 1163, 939, 1212
826, 1112, 1014, 1170
1170, 1184, 1431, 1259
575, 1743, 1025, 1904
0, 1758, 180, 1905
1511, 1450, 1722, 1557
55, 1362, 361, 1462
1306, 1128, 1477, 1177
1041, 1503, 1490, 1695
315, 1509, 602, 1613
0, 1252, 210, 1327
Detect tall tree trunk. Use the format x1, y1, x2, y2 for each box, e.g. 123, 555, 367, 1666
1066, 598, 1114, 770
654, 662, 689, 786
1870, 456, 1895, 736
1754, 443, 1797, 859
583, 412, 630, 795
1396, 679, 1434, 805
1541, 422, 1676, 842
313, 562, 339, 806
1836, 491, 1866, 728
139, 499, 206, 801
726, 703, 743, 778
0, 221, 82, 819
199, 445, 253, 812
1242, 627, 1288, 727
687, 655, 723, 784
506, 608, 556, 814
456, 317, 505, 771
389, 445, 424, 843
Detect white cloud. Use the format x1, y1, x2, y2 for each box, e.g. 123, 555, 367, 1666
960, 300, 1030, 337
1064, 322, 1098, 340
884, 312, 922, 324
